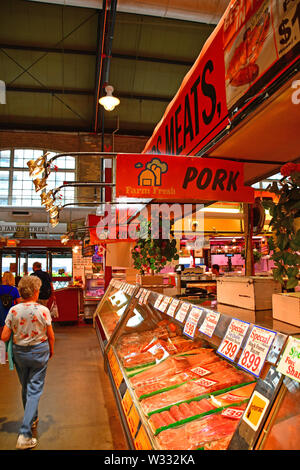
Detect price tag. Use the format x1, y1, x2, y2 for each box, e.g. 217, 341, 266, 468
138, 289, 147, 304
183, 306, 203, 338
127, 404, 140, 438
135, 288, 143, 299
134, 426, 152, 450
221, 407, 244, 420
217, 318, 250, 362
190, 366, 211, 377
114, 367, 123, 389
166, 298, 180, 317
199, 310, 220, 337
143, 290, 151, 304
194, 377, 218, 388
158, 296, 171, 312
175, 302, 191, 323
276, 336, 300, 384
154, 294, 164, 309
238, 326, 276, 377
122, 389, 133, 415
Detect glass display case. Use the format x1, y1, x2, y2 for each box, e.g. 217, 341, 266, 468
83, 273, 105, 321
95, 280, 300, 450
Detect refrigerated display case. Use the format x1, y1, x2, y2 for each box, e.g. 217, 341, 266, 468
83, 274, 105, 321
96, 280, 300, 450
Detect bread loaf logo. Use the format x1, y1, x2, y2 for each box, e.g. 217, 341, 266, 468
243, 391, 269, 431
135, 158, 168, 187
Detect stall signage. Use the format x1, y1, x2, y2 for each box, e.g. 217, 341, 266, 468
122, 389, 133, 415
116, 154, 254, 203
166, 298, 180, 317
158, 296, 172, 312
154, 294, 164, 309
276, 336, 300, 384
242, 391, 270, 431
218, 318, 250, 362
238, 326, 276, 377
199, 310, 220, 337
134, 426, 152, 450
175, 302, 191, 323
127, 404, 140, 438
183, 306, 203, 338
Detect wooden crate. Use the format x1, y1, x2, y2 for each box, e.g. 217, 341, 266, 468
272, 293, 300, 326
136, 274, 164, 286
217, 276, 282, 310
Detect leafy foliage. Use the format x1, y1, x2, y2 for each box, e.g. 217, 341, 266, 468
131, 214, 179, 275
262, 165, 300, 289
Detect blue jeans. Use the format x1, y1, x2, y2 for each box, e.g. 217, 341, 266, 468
13, 341, 50, 437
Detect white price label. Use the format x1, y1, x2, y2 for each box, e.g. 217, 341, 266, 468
158, 296, 171, 312
135, 288, 143, 299
138, 289, 147, 304
199, 310, 220, 337
221, 407, 244, 420
183, 307, 203, 338
143, 290, 151, 304
154, 294, 164, 309
194, 377, 218, 388
175, 302, 191, 323
277, 336, 300, 384
190, 366, 211, 377
217, 318, 250, 362
238, 326, 276, 377
166, 299, 180, 317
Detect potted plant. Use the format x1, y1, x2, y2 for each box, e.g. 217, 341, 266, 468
262, 163, 300, 325
262, 163, 300, 291
131, 214, 179, 281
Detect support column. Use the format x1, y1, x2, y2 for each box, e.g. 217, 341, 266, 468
243, 203, 254, 276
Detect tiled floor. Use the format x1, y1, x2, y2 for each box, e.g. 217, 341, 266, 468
0, 322, 127, 450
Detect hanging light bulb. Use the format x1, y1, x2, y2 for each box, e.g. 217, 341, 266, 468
50, 216, 59, 228
49, 206, 59, 218
33, 177, 47, 193
72, 245, 80, 254
99, 85, 120, 111
61, 234, 69, 245
41, 190, 54, 206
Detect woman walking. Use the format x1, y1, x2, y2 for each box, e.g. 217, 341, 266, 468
1, 275, 55, 450
0, 272, 20, 334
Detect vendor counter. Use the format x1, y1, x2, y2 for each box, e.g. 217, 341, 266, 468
53, 286, 83, 323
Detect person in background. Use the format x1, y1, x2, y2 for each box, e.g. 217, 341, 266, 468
30, 262, 54, 307
1, 275, 55, 450
211, 264, 222, 276
0, 272, 20, 335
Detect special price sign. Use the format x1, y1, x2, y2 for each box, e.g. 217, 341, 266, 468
277, 336, 300, 384
238, 326, 276, 378
217, 318, 250, 362
183, 306, 203, 338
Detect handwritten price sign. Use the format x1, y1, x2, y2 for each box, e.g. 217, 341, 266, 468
221, 407, 244, 420
199, 310, 220, 337
238, 326, 276, 377
217, 318, 250, 362
175, 302, 191, 323
183, 307, 203, 338
166, 298, 180, 317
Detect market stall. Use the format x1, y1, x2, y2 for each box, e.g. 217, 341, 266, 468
94, 280, 300, 450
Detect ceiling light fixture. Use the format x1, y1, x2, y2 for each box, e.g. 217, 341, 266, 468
27, 153, 49, 178
99, 85, 120, 111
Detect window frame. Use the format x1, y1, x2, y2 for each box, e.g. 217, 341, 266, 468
0, 148, 77, 206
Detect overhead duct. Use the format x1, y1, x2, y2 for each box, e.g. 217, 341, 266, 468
27, 0, 230, 24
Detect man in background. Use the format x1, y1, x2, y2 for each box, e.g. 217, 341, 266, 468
30, 262, 54, 306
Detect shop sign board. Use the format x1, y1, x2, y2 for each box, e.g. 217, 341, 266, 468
116, 153, 254, 203
276, 336, 300, 383
142, 0, 300, 157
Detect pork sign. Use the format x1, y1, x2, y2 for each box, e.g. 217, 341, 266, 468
116, 154, 254, 203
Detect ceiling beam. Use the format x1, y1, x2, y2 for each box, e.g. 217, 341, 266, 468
0, 43, 193, 66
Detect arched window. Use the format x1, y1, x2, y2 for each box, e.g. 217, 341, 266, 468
0, 149, 76, 206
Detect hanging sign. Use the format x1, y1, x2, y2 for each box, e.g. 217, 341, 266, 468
238, 326, 276, 377
276, 336, 300, 384
183, 306, 203, 338
217, 318, 250, 362
199, 310, 220, 337
116, 154, 254, 203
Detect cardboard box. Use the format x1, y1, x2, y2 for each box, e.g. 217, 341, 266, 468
217, 276, 281, 310
272, 292, 300, 326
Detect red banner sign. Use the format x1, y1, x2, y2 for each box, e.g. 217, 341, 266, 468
116, 154, 254, 203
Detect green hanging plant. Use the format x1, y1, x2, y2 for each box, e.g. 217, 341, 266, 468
262, 163, 300, 290
131, 214, 179, 275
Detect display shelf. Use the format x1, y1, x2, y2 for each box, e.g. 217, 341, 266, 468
96, 280, 300, 450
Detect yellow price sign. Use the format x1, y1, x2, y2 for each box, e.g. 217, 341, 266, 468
127, 404, 140, 437
134, 426, 152, 450
122, 389, 133, 415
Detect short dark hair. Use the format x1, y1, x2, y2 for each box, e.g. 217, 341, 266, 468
33, 261, 42, 270
212, 264, 220, 271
